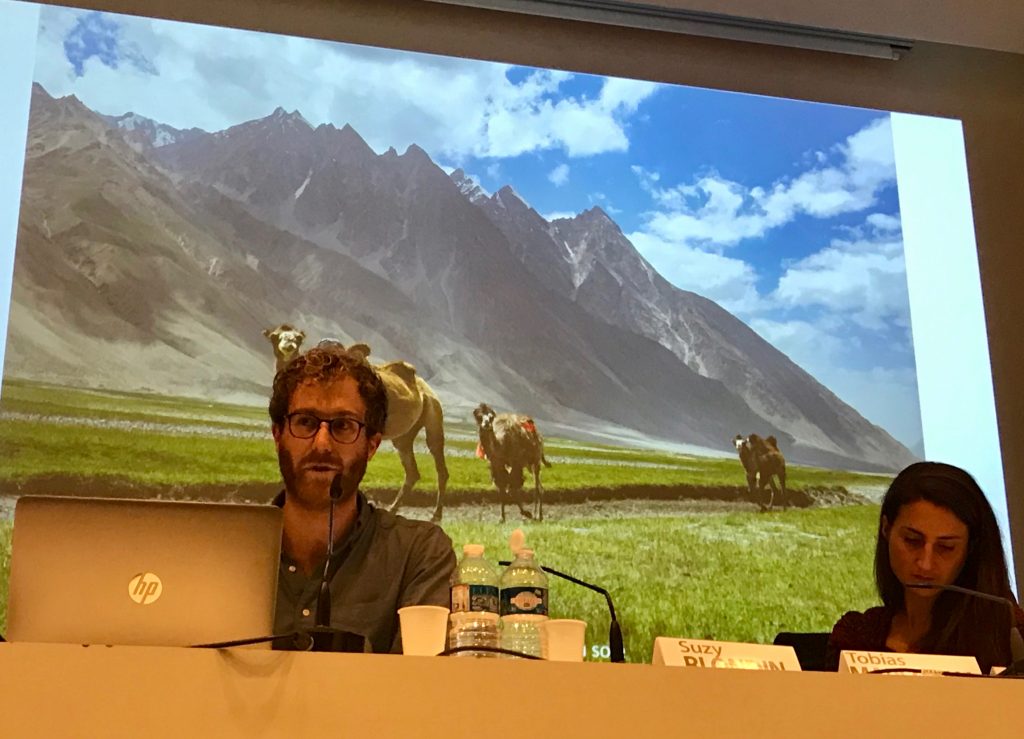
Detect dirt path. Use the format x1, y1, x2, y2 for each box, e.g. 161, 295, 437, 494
0, 476, 871, 521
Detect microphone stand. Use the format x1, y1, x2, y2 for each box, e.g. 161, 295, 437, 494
499, 560, 625, 663
303, 473, 363, 653
907, 582, 1024, 677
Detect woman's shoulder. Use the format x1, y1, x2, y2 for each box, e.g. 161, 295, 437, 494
829, 606, 892, 650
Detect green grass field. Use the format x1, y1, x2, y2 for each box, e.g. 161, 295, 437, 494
0, 379, 888, 657
440, 503, 879, 662
0, 378, 889, 494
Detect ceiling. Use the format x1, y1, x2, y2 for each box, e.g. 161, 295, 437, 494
595, 1, 1024, 55
647, 0, 1024, 54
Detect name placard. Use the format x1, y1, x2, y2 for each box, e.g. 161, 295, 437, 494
838, 650, 981, 675
652, 637, 801, 671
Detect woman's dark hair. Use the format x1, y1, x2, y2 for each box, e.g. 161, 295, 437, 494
268, 345, 388, 437
876, 461, 1017, 671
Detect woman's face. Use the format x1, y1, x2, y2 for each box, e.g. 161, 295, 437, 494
883, 500, 970, 597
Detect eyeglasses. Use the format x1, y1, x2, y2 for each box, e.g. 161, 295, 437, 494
285, 412, 366, 444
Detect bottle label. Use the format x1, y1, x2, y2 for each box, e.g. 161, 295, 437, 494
501, 586, 548, 616
452, 584, 499, 613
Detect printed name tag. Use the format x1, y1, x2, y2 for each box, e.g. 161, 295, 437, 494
652, 637, 801, 671
838, 650, 981, 675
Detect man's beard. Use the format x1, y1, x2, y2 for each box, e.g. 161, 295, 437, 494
278, 446, 369, 510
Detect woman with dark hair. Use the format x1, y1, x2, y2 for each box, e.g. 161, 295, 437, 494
829, 461, 1024, 672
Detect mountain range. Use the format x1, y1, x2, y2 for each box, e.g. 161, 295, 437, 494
1, 83, 918, 471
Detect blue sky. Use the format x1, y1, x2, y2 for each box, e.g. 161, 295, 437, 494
27, 5, 922, 448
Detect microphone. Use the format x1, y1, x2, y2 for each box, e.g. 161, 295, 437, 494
907, 582, 1024, 674
499, 560, 625, 663
303, 472, 366, 652
314, 473, 344, 629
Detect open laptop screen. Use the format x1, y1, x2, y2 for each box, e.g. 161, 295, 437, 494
6, 496, 282, 647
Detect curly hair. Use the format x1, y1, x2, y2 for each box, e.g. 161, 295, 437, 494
268, 345, 388, 436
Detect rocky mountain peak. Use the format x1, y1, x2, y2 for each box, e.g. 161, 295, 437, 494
449, 169, 490, 204
494, 185, 530, 210
269, 106, 311, 128
399, 143, 433, 167
576, 206, 615, 227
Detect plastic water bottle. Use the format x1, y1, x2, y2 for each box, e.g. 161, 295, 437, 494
449, 544, 500, 657
499, 548, 549, 658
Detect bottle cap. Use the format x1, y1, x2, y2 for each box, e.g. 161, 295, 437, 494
509, 528, 526, 556
463, 543, 485, 557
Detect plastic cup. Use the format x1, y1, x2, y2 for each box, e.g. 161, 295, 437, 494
541, 619, 587, 662
397, 605, 450, 656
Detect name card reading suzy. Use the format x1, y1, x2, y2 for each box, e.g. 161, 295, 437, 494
652, 637, 801, 671
838, 650, 981, 675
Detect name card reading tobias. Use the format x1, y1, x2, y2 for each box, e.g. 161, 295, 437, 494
838, 650, 981, 675
652, 637, 801, 671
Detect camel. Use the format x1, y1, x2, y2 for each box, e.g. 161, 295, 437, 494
734, 433, 788, 511
263, 324, 305, 373
318, 339, 449, 522
733, 434, 758, 499
473, 403, 551, 523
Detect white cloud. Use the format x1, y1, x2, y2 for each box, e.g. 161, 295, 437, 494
599, 77, 658, 113
632, 117, 896, 250
866, 212, 901, 232
773, 233, 908, 330
542, 210, 577, 222
34, 7, 658, 162
547, 163, 569, 186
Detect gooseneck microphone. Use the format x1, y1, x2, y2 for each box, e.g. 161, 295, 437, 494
499, 560, 625, 663
302, 472, 363, 653
907, 581, 1024, 674
314, 473, 344, 630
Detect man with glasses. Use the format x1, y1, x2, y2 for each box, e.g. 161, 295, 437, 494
268, 344, 455, 653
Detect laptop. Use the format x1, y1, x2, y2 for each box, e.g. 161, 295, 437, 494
6, 496, 282, 648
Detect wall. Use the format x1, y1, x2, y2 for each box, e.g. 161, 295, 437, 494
36, 0, 1024, 590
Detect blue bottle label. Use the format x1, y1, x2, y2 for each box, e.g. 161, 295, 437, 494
501, 586, 548, 616
452, 584, 499, 613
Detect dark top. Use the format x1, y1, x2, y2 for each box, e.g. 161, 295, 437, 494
273, 492, 455, 653
828, 606, 894, 665
828, 604, 1024, 670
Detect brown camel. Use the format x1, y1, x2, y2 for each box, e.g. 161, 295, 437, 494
319, 339, 448, 522
473, 403, 551, 522
733, 433, 788, 511
263, 324, 305, 373
748, 433, 788, 511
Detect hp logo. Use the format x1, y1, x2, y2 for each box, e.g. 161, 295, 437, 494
128, 572, 163, 605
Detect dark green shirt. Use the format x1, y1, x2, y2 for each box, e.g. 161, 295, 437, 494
273, 492, 455, 653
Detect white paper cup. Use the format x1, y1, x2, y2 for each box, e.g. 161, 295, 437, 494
397, 605, 450, 656
541, 619, 587, 662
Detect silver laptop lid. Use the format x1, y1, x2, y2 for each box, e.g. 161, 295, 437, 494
6, 496, 282, 647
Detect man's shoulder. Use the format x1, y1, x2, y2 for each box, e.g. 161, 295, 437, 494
371, 504, 453, 547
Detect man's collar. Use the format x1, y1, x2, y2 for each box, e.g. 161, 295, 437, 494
275, 490, 372, 562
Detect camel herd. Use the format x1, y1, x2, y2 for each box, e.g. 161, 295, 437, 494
263, 324, 791, 520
